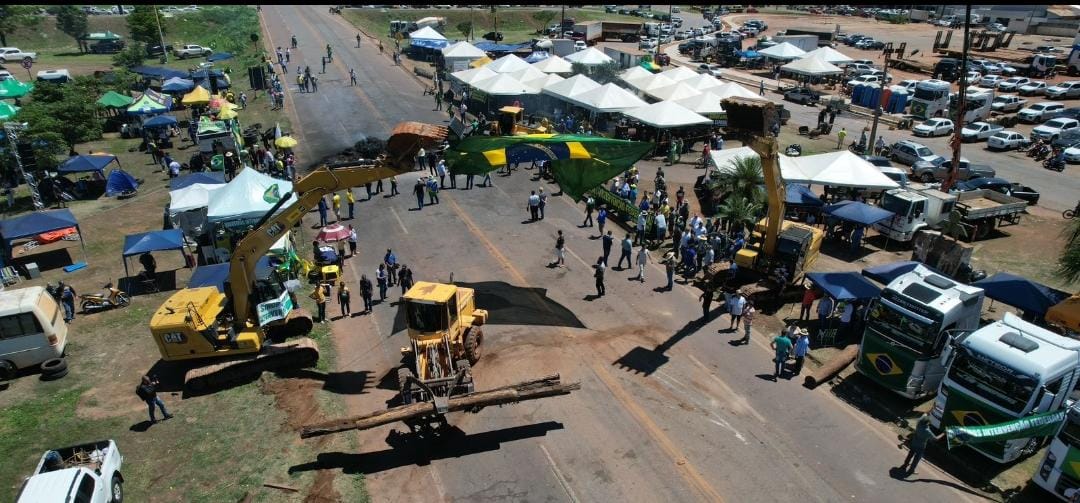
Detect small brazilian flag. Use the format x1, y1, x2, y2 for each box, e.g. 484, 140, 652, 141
263, 183, 281, 204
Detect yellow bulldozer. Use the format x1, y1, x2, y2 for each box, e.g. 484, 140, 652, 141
149, 122, 448, 392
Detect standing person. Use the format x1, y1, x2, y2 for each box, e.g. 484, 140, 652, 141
356, 33, 362, 48
359, 274, 373, 313
482, 168, 493, 188
291, 34, 297, 49
436, 158, 447, 188
413, 179, 425, 210
398, 264, 414, 295
331, 192, 342, 222
434, 88, 443, 110
317, 196, 328, 227
836, 127, 847, 150
839, 301, 855, 342
601, 230, 614, 265
634, 243, 650, 282
800, 285, 817, 321
376, 264, 388, 302
617, 234, 633, 269
792, 328, 811, 375
828, 108, 837, 125
465, 171, 474, 189
136, 375, 173, 424
416, 146, 427, 172
699, 287, 715, 320
727, 290, 746, 330
817, 294, 835, 335
759, 80, 766, 96
817, 108, 827, 127
311, 75, 319, 92
383, 249, 397, 286
346, 189, 355, 220
337, 282, 352, 318
552, 230, 566, 267
350, 68, 358, 86
771, 330, 793, 380
899, 416, 945, 477
426, 177, 439, 205
390, 176, 399, 196
583, 195, 595, 227
875, 135, 886, 156
310, 283, 327, 323
663, 252, 676, 290
60, 285, 76, 322
593, 257, 607, 297
738, 300, 755, 344
597, 205, 608, 236
635, 212, 646, 245
527, 190, 541, 221
347, 225, 358, 257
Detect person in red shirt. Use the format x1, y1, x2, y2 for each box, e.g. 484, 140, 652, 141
800, 285, 819, 322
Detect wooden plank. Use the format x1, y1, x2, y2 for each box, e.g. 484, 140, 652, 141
263, 483, 299, 493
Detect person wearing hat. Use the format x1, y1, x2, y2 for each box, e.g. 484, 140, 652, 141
662, 251, 676, 291
792, 326, 811, 375
223, 151, 237, 181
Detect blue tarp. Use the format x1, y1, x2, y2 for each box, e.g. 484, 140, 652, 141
738, 50, 762, 58
861, 261, 942, 285
524, 51, 550, 63
410, 38, 449, 49
193, 76, 230, 89
825, 200, 894, 226
57, 154, 119, 174
130, 65, 188, 79
0, 208, 80, 241
170, 171, 226, 190
473, 42, 531, 53
161, 77, 195, 92
188, 256, 271, 293
973, 272, 1070, 317
785, 183, 823, 207
105, 169, 139, 197
143, 114, 178, 128
207, 52, 234, 62
806, 272, 882, 301
123, 229, 184, 257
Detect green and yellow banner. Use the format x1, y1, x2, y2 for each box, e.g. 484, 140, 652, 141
946, 409, 1067, 450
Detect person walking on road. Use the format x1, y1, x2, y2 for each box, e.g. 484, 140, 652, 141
376, 264, 388, 302
583, 195, 595, 227
634, 244, 650, 282
617, 234, 633, 269
836, 127, 847, 150
759, 80, 766, 96
337, 282, 352, 318
413, 179, 425, 210
738, 300, 755, 345
390, 176, 399, 196
359, 275, 373, 313
436, 158, 447, 188
792, 327, 810, 375
899, 416, 945, 477
552, 230, 566, 267
727, 290, 746, 331
317, 196, 328, 227
356, 33, 362, 48
136, 375, 173, 424
384, 249, 398, 286
435, 89, 443, 110
347, 225, 357, 257
350, 68, 357, 86
398, 264, 414, 295
699, 287, 715, 321
597, 205, 608, 236
331, 192, 341, 222
602, 230, 614, 265
593, 257, 607, 297
291, 35, 297, 49
771, 331, 793, 380
346, 189, 355, 220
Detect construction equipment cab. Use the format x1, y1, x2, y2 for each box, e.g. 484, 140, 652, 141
399, 281, 488, 405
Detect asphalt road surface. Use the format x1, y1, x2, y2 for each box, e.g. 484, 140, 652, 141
264, 6, 993, 502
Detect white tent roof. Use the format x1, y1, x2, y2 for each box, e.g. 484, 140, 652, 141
569, 83, 649, 113
713, 81, 768, 101
758, 42, 807, 60
786, 150, 899, 189
681, 73, 723, 92
532, 54, 574, 73
659, 66, 698, 82
633, 72, 678, 93
472, 73, 539, 95
441, 41, 486, 58
782, 54, 844, 76
507, 66, 547, 84
486, 54, 532, 73
169, 183, 224, 214
673, 92, 726, 116
619, 66, 655, 87
409, 26, 447, 41
523, 72, 565, 89
798, 46, 855, 64
646, 81, 704, 101
541, 74, 601, 100
207, 168, 295, 222
563, 47, 614, 65
450, 66, 498, 85
625, 101, 712, 128
708, 147, 806, 180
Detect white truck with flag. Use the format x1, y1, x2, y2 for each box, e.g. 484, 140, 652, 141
1033, 403, 1080, 500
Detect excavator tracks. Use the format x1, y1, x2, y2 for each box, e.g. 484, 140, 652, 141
184, 337, 320, 394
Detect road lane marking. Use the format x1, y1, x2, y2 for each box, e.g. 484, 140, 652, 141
390, 207, 409, 234
686, 354, 767, 424
540, 444, 580, 503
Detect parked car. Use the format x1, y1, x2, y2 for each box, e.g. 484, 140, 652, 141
1063, 143, 1080, 163
954, 177, 1040, 205
640, 39, 658, 50
697, 63, 723, 77
145, 44, 173, 57
965, 70, 982, 82
987, 130, 1030, 151
1018, 80, 1048, 96
865, 70, 892, 83
979, 75, 1004, 88
1031, 117, 1080, 141
0, 70, 11, 82
846, 63, 878, 76
990, 95, 1027, 113
1018, 101, 1066, 123
1052, 128, 1080, 149
1046, 81, 1080, 99
892, 79, 918, 93
996, 76, 1030, 92
783, 87, 820, 105
913, 118, 954, 137
913, 158, 995, 183
573, 40, 586, 51
986, 22, 1008, 33
0, 47, 37, 63
88, 40, 125, 54
846, 75, 883, 87
890, 140, 945, 166
173, 44, 212, 59
980, 62, 1004, 75
961, 122, 1004, 142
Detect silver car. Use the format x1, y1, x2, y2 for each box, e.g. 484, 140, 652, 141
890, 140, 945, 166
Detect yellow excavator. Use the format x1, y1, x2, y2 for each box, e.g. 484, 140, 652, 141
149, 122, 448, 391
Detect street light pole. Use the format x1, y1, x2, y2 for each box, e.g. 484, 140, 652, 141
154, 5, 168, 64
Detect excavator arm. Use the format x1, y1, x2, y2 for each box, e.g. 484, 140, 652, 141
747, 136, 784, 257
228, 122, 447, 326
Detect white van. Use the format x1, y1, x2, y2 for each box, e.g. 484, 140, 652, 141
0, 286, 68, 379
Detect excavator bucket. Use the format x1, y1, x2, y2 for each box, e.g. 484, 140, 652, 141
386, 122, 449, 171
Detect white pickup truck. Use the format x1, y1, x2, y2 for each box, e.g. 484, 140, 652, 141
16, 440, 124, 503
960, 121, 1004, 142
0, 47, 38, 63
173, 44, 213, 59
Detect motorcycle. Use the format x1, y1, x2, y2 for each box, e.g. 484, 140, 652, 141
1031, 143, 1052, 161
1064, 200, 1080, 219
79, 282, 130, 314
1045, 156, 1066, 172
785, 144, 803, 156
1026, 139, 1046, 157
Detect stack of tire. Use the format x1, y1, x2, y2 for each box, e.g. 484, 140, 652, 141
40, 358, 68, 381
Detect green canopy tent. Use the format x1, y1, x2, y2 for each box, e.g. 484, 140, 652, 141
82, 31, 123, 41
443, 134, 653, 201
0, 79, 33, 100
97, 91, 135, 108
0, 101, 18, 120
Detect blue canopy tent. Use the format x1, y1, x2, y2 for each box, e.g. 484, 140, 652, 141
105, 169, 139, 197
57, 154, 120, 174
861, 261, 943, 285
207, 52, 234, 62
143, 114, 178, 128
474, 42, 532, 54
0, 209, 86, 267
130, 66, 188, 80
824, 200, 894, 226
188, 256, 271, 293
805, 272, 881, 301
122, 228, 186, 278
161, 77, 195, 92
973, 272, 1070, 318
189, 69, 230, 90
785, 183, 823, 207
170, 171, 226, 190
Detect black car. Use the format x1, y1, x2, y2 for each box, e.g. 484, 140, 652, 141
861, 155, 893, 168
146, 44, 174, 57
1051, 128, 1080, 149
954, 177, 1040, 206
483, 31, 504, 42
783, 87, 820, 105
89, 40, 126, 54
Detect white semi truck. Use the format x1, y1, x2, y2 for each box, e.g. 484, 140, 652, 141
909, 79, 952, 120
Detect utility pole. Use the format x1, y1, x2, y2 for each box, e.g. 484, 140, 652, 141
560, 5, 565, 40
154, 5, 168, 64
865, 43, 894, 156
942, 3, 972, 193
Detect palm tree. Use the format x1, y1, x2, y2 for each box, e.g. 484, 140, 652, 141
718, 194, 762, 234
1058, 218, 1080, 284
719, 155, 764, 203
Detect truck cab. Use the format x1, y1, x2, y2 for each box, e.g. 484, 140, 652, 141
950, 86, 995, 123
931, 313, 1080, 463
16, 440, 124, 503
875, 187, 956, 242
910, 79, 952, 119
1033, 403, 1080, 500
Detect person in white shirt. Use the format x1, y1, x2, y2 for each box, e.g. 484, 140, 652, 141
634, 244, 650, 282
728, 291, 746, 330
840, 301, 856, 341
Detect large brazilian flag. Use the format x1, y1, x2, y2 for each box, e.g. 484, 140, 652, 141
443, 134, 654, 201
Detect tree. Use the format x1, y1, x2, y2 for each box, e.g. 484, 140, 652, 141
717, 194, 762, 234
127, 5, 164, 46
718, 155, 765, 203
571, 62, 621, 85
532, 10, 557, 33
456, 21, 473, 42
0, 6, 42, 47
18, 81, 103, 155
113, 42, 147, 68
55, 6, 89, 52
1058, 219, 1080, 284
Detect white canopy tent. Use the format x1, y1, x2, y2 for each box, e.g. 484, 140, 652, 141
708, 147, 803, 180
659, 65, 698, 82
442, 41, 487, 72
781, 54, 844, 77
798, 46, 855, 64
540, 74, 601, 102
471, 73, 539, 95
568, 83, 649, 113
507, 66, 547, 84
625, 101, 712, 128
673, 92, 726, 117
522, 73, 565, 89
632, 72, 678, 94
409, 26, 447, 42
169, 183, 224, 215
681, 73, 724, 92
619, 66, 655, 88
646, 81, 703, 101
758, 42, 807, 61
486, 54, 532, 73
207, 168, 295, 222
450, 66, 498, 85
713, 81, 767, 101
532, 54, 574, 74
786, 151, 899, 189
563, 47, 615, 66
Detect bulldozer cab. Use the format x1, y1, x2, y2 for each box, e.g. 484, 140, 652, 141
403, 281, 460, 339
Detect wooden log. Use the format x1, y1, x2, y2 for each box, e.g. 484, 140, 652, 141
300, 375, 581, 438
262, 483, 299, 493
803, 344, 859, 389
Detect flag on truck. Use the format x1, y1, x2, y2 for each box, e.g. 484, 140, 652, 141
945, 409, 1068, 449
